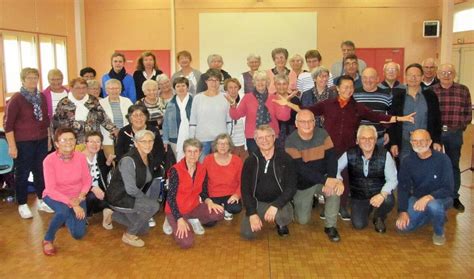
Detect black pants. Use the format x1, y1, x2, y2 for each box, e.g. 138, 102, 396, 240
351, 194, 395, 229
210, 195, 242, 214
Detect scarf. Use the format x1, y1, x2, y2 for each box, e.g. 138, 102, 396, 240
108, 67, 127, 93
253, 88, 271, 127
20, 87, 43, 121
176, 94, 190, 161
337, 96, 350, 108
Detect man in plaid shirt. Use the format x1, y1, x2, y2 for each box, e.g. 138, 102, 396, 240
431, 63, 472, 212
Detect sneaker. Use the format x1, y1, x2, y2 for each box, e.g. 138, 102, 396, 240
224, 210, 233, 221
188, 218, 205, 235
453, 198, 465, 213
319, 211, 326, 220
162, 217, 173, 235
324, 227, 341, 242
148, 217, 156, 228
102, 208, 113, 230
338, 207, 351, 221
432, 233, 446, 246
37, 199, 54, 213
42, 240, 56, 256
318, 194, 325, 204
18, 204, 33, 219
373, 217, 386, 233
276, 225, 289, 237
122, 233, 145, 248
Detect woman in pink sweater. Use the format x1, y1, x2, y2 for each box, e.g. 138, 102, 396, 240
228, 70, 290, 154
42, 127, 92, 256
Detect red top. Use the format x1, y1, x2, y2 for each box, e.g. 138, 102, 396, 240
203, 154, 243, 198
4, 92, 50, 142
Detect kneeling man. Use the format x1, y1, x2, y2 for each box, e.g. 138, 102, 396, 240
337, 125, 397, 233
396, 129, 453, 245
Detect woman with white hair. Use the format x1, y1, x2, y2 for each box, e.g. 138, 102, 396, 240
288, 54, 305, 93
135, 79, 167, 130
156, 74, 174, 107
86, 79, 102, 99
99, 79, 133, 157
239, 54, 261, 94
106, 129, 161, 248
300, 66, 338, 128
43, 69, 69, 121
196, 54, 232, 93
228, 70, 291, 154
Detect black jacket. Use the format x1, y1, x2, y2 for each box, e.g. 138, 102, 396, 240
241, 148, 297, 216
388, 89, 441, 147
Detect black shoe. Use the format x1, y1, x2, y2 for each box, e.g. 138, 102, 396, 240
276, 225, 289, 237
453, 198, 465, 213
324, 227, 341, 242
338, 207, 351, 221
319, 211, 326, 220
373, 217, 386, 233
202, 221, 217, 227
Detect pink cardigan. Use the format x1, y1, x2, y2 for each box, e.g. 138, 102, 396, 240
43, 151, 92, 206
229, 93, 290, 139
42, 85, 69, 120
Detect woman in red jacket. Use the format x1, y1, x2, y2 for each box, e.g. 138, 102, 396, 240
164, 138, 224, 249
203, 133, 243, 221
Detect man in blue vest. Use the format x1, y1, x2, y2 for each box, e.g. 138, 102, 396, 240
337, 125, 398, 233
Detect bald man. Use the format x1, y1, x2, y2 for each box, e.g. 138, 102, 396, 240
421, 58, 440, 90
285, 110, 343, 242
354, 68, 392, 145
396, 129, 453, 245
431, 63, 472, 212
378, 62, 406, 95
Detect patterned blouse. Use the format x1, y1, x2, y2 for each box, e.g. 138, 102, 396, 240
53, 95, 116, 144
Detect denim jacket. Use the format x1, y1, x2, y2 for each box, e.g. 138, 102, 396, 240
162, 94, 193, 144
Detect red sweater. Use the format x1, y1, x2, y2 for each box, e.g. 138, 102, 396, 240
4, 92, 50, 142
165, 159, 207, 216
203, 154, 243, 198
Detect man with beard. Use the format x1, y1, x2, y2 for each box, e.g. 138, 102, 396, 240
396, 129, 453, 245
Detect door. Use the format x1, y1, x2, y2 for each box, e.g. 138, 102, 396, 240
356, 48, 405, 83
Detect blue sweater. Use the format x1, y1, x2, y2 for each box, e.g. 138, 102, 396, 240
397, 150, 454, 212
101, 73, 137, 103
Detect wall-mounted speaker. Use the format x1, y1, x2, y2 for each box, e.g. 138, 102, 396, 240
423, 20, 440, 38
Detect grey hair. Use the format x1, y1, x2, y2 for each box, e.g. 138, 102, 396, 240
86, 79, 100, 88
253, 124, 275, 140
211, 133, 234, 152
183, 138, 203, 152
207, 54, 223, 66
134, 129, 155, 142
142, 79, 158, 92
156, 73, 170, 84
356, 125, 377, 139
383, 62, 400, 72
247, 54, 261, 62
274, 73, 289, 84
105, 78, 122, 89
311, 66, 330, 80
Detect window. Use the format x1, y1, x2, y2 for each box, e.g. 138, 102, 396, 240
2, 32, 38, 93
453, 8, 474, 33
39, 35, 68, 88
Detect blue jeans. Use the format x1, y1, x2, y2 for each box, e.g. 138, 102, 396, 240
441, 130, 463, 198
199, 141, 212, 162
14, 139, 48, 204
400, 196, 453, 236
43, 196, 87, 242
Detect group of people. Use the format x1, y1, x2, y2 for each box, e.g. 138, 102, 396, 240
3, 40, 471, 255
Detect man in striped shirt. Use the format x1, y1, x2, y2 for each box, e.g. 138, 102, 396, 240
431, 63, 472, 212
354, 68, 392, 146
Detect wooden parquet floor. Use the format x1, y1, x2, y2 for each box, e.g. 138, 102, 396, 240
0, 127, 472, 278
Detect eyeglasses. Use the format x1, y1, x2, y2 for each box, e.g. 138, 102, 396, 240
384, 68, 398, 73
359, 137, 376, 142
296, 119, 315, 125
255, 135, 274, 141
438, 71, 454, 77
59, 138, 76, 143
207, 78, 220, 83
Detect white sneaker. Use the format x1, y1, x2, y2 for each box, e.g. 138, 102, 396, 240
148, 217, 156, 227
102, 208, 113, 230
224, 210, 233, 221
18, 204, 33, 219
37, 199, 54, 213
188, 218, 205, 235
162, 217, 173, 235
